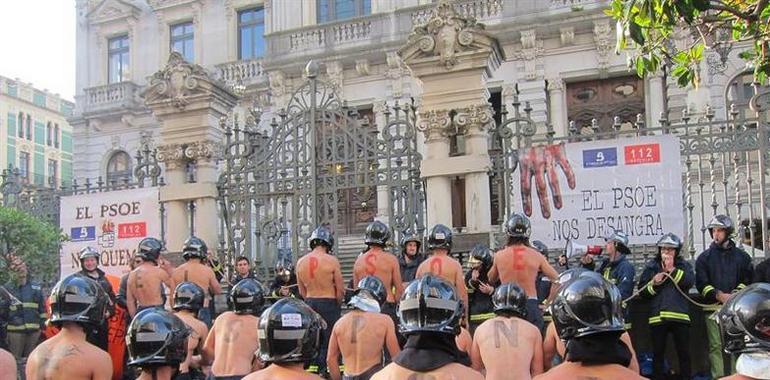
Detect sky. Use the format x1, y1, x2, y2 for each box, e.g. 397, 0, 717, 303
0, 0, 76, 101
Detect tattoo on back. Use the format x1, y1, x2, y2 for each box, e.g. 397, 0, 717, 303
493, 320, 518, 349
37, 344, 83, 379
135, 271, 144, 289
350, 316, 364, 344
223, 319, 243, 343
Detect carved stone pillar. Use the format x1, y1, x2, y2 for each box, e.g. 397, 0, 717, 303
547, 77, 568, 137
455, 104, 493, 232
646, 70, 665, 127
399, 0, 502, 233
142, 52, 237, 253
373, 101, 390, 221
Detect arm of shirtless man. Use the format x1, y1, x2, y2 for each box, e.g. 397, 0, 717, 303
531, 331, 544, 376
161, 269, 175, 308
488, 258, 499, 284
333, 258, 344, 303
0, 349, 15, 380
542, 323, 558, 370
470, 335, 484, 372
202, 318, 217, 365
385, 317, 400, 358
92, 353, 113, 380
209, 269, 222, 297
391, 256, 404, 300
127, 271, 138, 318
538, 256, 560, 301
327, 325, 342, 380
454, 262, 469, 323
194, 322, 210, 367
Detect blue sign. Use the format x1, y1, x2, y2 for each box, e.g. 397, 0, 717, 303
70, 226, 96, 242
582, 147, 618, 168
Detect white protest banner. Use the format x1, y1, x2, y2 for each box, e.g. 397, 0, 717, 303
512, 134, 684, 247
60, 187, 161, 278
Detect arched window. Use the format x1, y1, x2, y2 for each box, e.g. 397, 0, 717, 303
106, 151, 133, 184
726, 71, 770, 119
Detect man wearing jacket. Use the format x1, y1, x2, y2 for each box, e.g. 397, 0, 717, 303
76, 247, 116, 351
5, 257, 45, 362
696, 214, 754, 378
464, 244, 496, 334
580, 229, 635, 327
638, 233, 694, 380
398, 232, 424, 287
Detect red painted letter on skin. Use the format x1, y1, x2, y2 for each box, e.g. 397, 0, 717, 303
309, 257, 319, 279
513, 247, 525, 271
365, 254, 377, 275
430, 257, 443, 276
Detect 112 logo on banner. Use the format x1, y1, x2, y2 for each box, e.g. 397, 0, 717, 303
624, 143, 661, 165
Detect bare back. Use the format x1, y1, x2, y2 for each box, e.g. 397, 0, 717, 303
545, 322, 639, 373
172, 261, 221, 306
243, 364, 323, 380
416, 254, 468, 320
204, 311, 260, 376
371, 362, 484, 380
353, 250, 403, 302
533, 361, 647, 380
455, 327, 472, 354
127, 262, 173, 316
329, 311, 399, 375
297, 252, 343, 300
175, 311, 208, 373
471, 316, 543, 379
0, 349, 16, 380
26, 332, 112, 380
489, 246, 557, 297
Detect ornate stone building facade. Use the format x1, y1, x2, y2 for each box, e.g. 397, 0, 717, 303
73, 0, 756, 241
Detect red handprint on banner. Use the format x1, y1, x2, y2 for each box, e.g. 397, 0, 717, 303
519, 143, 576, 219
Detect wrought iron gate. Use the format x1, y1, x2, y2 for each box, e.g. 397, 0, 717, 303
490, 90, 770, 264
217, 62, 425, 277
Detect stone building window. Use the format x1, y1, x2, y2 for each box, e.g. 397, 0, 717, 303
108, 35, 130, 84
25, 114, 31, 141
567, 76, 645, 134
106, 151, 132, 184
238, 8, 265, 60
48, 159, 58, 186
170, 22, 194, 62
46, 122, 52, 146
317, 0, 371, 23
19, 151, 30, 181
17, 112, 23, 138
54, 124, 59, 148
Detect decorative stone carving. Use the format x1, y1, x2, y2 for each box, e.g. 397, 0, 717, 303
142, 52, 211, 109
268, 71, 286, 98
156, 143, 185, 169
502, 85, 517, 98
111, 135, 121, 148
86, 0, 140, 25
372, 100, 387, 115
355, 59, 370, 76
546, 77, 564, 91
454, 104, 493, 133
560, 27, 574, 46
399, 0, 498, 70
385, 51, 407, 98
512, 29, 544, 81
593, 20, 614, 76
139, 130, 155, 150
183, 141, 222, 163
326, 61, 344, 94
417, 109, 453, 141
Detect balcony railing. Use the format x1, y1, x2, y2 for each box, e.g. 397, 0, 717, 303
82, 81, 141, 115
411, 0, 503, 25
550, 0, 608, 9
216, 58, 265, 85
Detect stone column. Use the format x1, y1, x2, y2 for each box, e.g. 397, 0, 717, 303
547, 77, 568, 137
418, 110, 454, 227
373, 101, 390, 221
646, 71, 665, 127
456, 104, 493, 232
143, 52, 237, 253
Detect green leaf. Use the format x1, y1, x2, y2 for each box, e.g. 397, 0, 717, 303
674, 0, 695, 24
692, 0, 709, 12
629, 21, 646, 45
636, 57, 646, 77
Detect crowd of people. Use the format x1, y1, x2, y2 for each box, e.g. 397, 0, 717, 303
1, 212, 769, 380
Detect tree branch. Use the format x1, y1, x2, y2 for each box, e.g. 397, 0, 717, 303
710, 1, 755, 20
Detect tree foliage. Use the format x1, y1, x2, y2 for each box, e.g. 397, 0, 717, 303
609, 0, 770, 87
0, 207, 63, 285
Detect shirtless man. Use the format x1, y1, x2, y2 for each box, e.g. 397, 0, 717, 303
0, 348, 15, 380
26, 274, 112, 380
455, 325, 473, 354
534, 275, 644, 380
126, 308, 190, 380
372, 275, 482, 380
296, 226, 344, 376
172, 282, 210, 380
203, 278, 265, 380
353, 221, 403, 329
415, 224, 469, 323
471, 283, 543, 379
244, 298, 324, 380
172, 236, 222, 327
127, 237, 175, 318
488, 213, 559, 332
328, 276, 400, 380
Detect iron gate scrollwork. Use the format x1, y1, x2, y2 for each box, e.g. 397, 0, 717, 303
218, 62, 425, 277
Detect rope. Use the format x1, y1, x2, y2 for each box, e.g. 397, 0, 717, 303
623, 271, 721, 309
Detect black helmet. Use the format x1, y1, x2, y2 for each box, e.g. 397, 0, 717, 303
427, 224, 453, 251
126, 308, 189, 368
364, 221, 391, 247
78, 246, 100, 265
398, 274, 463, 336
350, 275, 387, 312
550, 274, 624, 340
505, 213, 531, 239
466, 244, 493, 272
708, 214, 735, 237
275, 257, 294, 281
230, 278, 265, 316
531, 240, 548, 258
137, 237, 163, 263
717, 283, 770, 354
182, 236, 208, 260
401, 232, 422, 251
49, 274, 107, 327
172, 282, 205, 313
308, 226, 334, 252
556, 268, 590, 286
604, 230, 629, 247
657, 233, 682, 255
492, 283, 528, 318
258, 298, 325, 364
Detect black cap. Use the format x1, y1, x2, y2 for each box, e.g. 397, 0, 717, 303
230, 278, 265, 316
505, 213, 531, 239
492, 283, 528, 318
172, 282, 205, 313
126, 308, 189, 368
364, 221, 391, 247
182, 236, 208, 260
50, 274, 107, 328
550, 274, 624, 340
258, 298, 326, 364
137, 237, 163, 262
398, 274, 463, 336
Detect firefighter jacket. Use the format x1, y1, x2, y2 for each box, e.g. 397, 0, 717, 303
583, 254, 636, 301
6, 278, 45, 333
399, 254, 425, 284
696, 240, 754, 311
465, 270, 495, 324
78, 269, 116, 317
268, 273, 301, 300
638, 255, 695, 324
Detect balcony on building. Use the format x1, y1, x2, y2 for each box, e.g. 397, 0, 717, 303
80, 81, 142, 118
